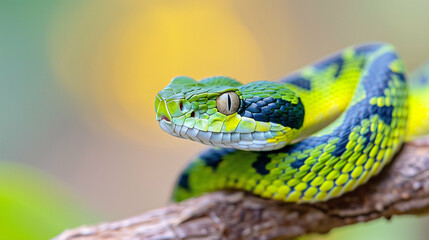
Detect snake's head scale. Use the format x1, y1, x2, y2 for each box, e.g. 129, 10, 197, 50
155, 76, 305, 151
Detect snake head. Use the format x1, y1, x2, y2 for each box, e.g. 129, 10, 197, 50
155, 76, 305, 151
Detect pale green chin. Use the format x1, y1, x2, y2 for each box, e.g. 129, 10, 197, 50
158, 119, 298, 151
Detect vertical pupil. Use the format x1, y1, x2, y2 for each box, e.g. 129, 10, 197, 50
227, 94, 231, 111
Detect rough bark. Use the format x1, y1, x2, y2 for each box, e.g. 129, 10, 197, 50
54, 137, 429, 240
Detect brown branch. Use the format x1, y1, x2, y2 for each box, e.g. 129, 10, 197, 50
53, 136, 429, 240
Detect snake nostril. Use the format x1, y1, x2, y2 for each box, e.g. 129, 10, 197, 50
190, 112, 195, 118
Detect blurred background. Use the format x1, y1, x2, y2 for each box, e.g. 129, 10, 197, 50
1, 1, 429, 239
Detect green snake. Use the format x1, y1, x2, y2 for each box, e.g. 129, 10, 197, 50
155, 43, 429, 202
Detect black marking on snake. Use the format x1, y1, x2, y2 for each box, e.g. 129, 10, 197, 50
272, 95, 382, 165
394, 70, 406, 82
356, 52, 398, 125
279, 135, 331, 159
278, 43, 382, 85
178, 173, 190, 190
296, 49, 395, 165
200, 148, 236, 171
361, 127, 373, 151
252, 153, 271, 175
354, 43, 383, 54
326, 51, 399, 157
287, 76, 311, 90
333, 58, 345, 78
329, 96, 381, 157
314, 54, 345, 78
177, 148, 236, 190
371, 105, 394, 125
278, 72, 301, 84
331, 123, 353, 157
240, 97, 305, 129
290, 159, 305, 169
362, 52, 401, 95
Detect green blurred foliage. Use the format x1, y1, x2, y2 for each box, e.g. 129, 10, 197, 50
0, 161, 97, 240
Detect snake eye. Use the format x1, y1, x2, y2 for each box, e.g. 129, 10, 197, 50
216, 91, 240, 115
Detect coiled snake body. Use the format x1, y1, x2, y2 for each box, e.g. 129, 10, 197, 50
155, 43, 429, 202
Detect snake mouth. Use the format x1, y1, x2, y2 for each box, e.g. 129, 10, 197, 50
160, 115, 171, 122
158, 118, 174, 134
157, 120, 288, 151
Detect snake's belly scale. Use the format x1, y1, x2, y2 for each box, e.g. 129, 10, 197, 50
155, 43, 429, 203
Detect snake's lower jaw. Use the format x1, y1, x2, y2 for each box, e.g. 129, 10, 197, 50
158, 119, 175, 134
158, 119, 289, 151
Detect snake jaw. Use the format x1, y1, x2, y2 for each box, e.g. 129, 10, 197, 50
158, 118, 174, 134
157, 117, 297, 151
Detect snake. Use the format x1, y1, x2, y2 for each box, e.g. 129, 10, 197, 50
155, 43, 429, 203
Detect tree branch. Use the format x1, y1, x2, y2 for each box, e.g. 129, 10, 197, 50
54, 136, 429, 240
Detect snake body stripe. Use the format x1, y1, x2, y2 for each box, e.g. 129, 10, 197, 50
155, 43, 429, 202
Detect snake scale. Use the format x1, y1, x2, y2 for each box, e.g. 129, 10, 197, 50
155, 43, 429, 203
